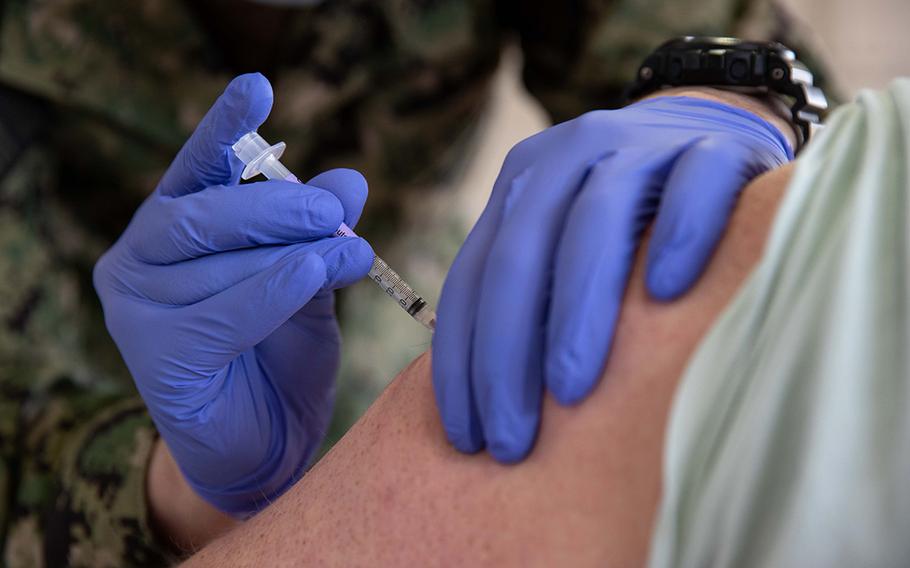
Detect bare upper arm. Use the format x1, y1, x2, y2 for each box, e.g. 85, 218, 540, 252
184, 164, 794, 567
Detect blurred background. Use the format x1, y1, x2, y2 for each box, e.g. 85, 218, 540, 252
1, 0, 906, 449
329, 0, 910, 445
1, 0, 907, 561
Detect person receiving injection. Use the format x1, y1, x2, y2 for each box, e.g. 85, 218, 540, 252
94, 68, 795, 530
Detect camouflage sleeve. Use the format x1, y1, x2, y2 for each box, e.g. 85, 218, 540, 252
1, 386, 175, 568
510, 0, 838, 123
0, 141, 175, 566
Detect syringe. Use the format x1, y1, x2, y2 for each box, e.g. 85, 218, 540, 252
232, 131, 436, 331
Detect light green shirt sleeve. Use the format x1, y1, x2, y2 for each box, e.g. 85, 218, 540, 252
649, 78, 910, 568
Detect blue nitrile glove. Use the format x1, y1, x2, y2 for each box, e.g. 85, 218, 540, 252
93, 73, 374, 516
433, 95, 794, 462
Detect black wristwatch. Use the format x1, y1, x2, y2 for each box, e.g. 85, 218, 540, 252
626, 36, 828, 148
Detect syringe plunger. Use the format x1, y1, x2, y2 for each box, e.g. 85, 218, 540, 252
233, 132, 289, 181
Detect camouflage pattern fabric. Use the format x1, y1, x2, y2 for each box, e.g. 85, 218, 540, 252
0, 0, 832, 564
1, 388, 173, 568
0, 144, 176, 565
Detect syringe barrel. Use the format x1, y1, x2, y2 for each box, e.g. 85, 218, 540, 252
368, 256, 426, 314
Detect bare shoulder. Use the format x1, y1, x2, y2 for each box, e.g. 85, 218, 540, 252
185, 163, 794, 568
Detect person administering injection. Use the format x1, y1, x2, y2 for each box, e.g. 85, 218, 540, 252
94, 74, 376, 518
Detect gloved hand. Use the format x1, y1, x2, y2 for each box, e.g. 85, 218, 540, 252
93, 73, 374, 516
433, 95, 794, 462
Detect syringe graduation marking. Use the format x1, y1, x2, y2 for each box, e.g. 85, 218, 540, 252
370, 257, 427, 314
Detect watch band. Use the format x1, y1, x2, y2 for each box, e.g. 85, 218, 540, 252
626, 36, 828, 147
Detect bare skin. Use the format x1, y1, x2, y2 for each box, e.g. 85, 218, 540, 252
172, 161, 795, 566
147, 440, 238, 553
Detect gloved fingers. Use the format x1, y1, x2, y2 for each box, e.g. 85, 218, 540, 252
645, 137, 776, 301
254, 288, 339, 416
129, 180, 346, 264
306, 169, 369, 229
469, 161, 595, 463
431, 163, 532, 455
431, 246, 487, 454
183, 250, 329, 371
128, 236, 373, 305
306, 234, 375, 290
158, 73, 273, 197
545, 146, 682, 405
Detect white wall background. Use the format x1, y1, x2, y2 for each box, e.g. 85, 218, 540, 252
780, 0, 910, 95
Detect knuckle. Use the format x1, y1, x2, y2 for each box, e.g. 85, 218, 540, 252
691, 134, 749, 160
165, 200, 207, 257
685, 137, 769, 182
503, 138, 530, 168
182, 138, 228, 186
92, 251, 111, 291
92, 252, 127, 304
503, 127, 547, 168
691, 135, 728, 154
570, 110, 611, 139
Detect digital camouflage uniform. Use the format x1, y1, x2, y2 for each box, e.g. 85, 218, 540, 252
0, 0, 831, 564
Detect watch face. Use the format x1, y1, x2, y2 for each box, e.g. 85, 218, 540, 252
681, 36, 743, 46
662, 36, 793, 59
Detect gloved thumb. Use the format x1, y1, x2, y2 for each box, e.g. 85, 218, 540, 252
158, 73, 274, 197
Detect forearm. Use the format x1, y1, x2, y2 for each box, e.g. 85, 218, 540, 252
1, 390, 178, 566
147, 440, 239, 554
